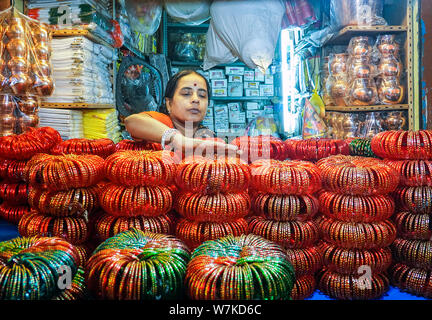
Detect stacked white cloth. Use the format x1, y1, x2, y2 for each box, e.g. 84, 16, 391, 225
39, 108, 84, 140
42, 36, 116, 105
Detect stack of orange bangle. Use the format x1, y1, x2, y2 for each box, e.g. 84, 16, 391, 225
230, 135, 286, 163
0, 203, 31, 224
390, 238, 432, 270
285, 138, 350, 161
0, 181, 29, 205
389, 263, 432, 298
391, 186, 432, 214
384, 159, 432, 187
115, 139, 162, 152
393, 211, 432, 240
51, 138, 116, 158
291, 274, 317, 300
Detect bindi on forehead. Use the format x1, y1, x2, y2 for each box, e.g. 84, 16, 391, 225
194, 83, 197, 86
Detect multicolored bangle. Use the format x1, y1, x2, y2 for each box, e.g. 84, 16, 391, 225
291, 274, 316, 300
391, 238, 432, 270
285, 245, 323, 275
393, 211, 432, 240
389, 263, 432, 299
391, 186, 432, 214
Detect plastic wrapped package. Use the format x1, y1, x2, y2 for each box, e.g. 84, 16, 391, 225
330, 0, 387, 28
0, 8, 54, 97
282, 0, 317, 29
328, 53, 349, 76
347, 36, 373, 56
359, 112, 383, 139
377, 77, 405, 105
327, 75, 349, 106
0, 94, 40, 136
348, 78, 379, 106
124, 0, 162, 35
347, 55, 377, 80
204, 0, 285, 72
375, 34, 400, 57
165, 0, 211, 25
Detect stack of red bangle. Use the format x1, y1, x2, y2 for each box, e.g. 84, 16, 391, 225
0, 127, 62, 225
20, 153, 105, 245
230, 135, 289, 163
284, 138, 349, 161
316, 155, 397, 300
174, 156, 251, 250
247, 159, 322, 300
375, 130, 432, 299
115, 139, 162, 152
51, 138, 116, 158
95, 150, 178, 240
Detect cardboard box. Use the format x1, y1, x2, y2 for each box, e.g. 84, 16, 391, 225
229, 112, 246, 124
254, 69, 265, 82
228, 103, 241, 112
205, 108, 214, 118
202, 119, 214, 127
264, 74, 274, 85
244, 82, 260, 89
213, 105, 229, 118
209, 69, 225, 79
212, 88, 228, 97
211, 79, 228, 88
244, 70, 255, 81
228, 83, 243, 97
260, 84, 274, 97
244, 89, 260, 97
245, 102, 260, 110
263, 105, 274, 114
247, 110, 263, 119
225, 66, 245, 75
228, 75, 243, 83
214, 119, 229, 131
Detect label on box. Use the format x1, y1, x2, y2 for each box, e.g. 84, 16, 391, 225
245, 89, 260, 97
205, 108, 214, 117
228, 75, 243, 83
214, 105, 229, 118
230, 123, 246, 130
247, 110, 263, 119
260, 84, 274, 97
202, 119, 214, 127
264, 74, 274, 85
209, 69, 225, 79
215, 120, 229, 131
263, 105, 274, 114
245, 102, 260, 110
254, 69, 265, 82
212, 88, 228, 97
228, 83, 243, 97
229, 112, 246, 124
244, 82, 260, 89
244, 70, 255, 81
225, 66, 245, 75
211, 79, 228, 88
228, 103, 241, 112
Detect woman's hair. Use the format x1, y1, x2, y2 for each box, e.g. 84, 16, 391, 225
160, 70, 210, 115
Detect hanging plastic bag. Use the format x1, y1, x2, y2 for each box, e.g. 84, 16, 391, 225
302, 98, 327, 139
330, 0, 387, 28
124, 0, 162, 35
165, 0, 211, 26
204, 0, 285, 73
203, 21, 237, 70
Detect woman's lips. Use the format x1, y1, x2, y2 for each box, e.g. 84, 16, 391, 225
188, 108, 201, 114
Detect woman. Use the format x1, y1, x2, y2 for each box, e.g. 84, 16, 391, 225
125, 70, 240, 157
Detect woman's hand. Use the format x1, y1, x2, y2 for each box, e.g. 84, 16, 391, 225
170, 133, 242, 158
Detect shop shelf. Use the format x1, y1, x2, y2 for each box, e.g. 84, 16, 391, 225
211, 96, 277, 101
41, 102, 115, 109
326, 25, 408, 45
167, 22, 210, 29
51, 29, 113, 49
325, 104, 409, 112
170, 60, 246, 67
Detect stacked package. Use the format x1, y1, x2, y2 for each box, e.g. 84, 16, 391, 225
20, 151, 105, 266
372, 130, 432, 298
174, 156, 251, 250
26, 0, 116, 47
39, 108, 84, 140
316, 155, 399, 300
95, 150, 177, 241
0, 127, 61, 224
247, 159, 322, 299
82, 108, 121, 143
42, 36, 115, 105
0, 10, 54, 136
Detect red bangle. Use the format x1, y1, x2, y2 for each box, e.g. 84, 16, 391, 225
0, 158, 28, 182
115, 139, 162, 152
319, 191, 395, 223
317, 155, 399, 195
25, 154, 105, 191
174, 191, 250, 223
0, 203, 31, 224
389, 263, 432, 298
94, 212, 176, 241
317, 268, 390, 300
391, 238, 432, 270
249, 159, 321, 195
285, 245, 322, 275
104, 150, 178, 187
285, 138, 350, 161
394, 211, 432, 240
248, 216, 320, 249
175, 218, 248, 251
0, 181, 29, 205
175, 155, 251, 194
99, 183, 173, 217
18, 211, 89, 245
319, 241, 392, 275
291, 274, 316, 300
385, 160, 432, 187
391, 186, 432, 214
28, 185, 99, 217
51, 138, 116, 158
252, 193, 319, 222
230, 135, 279, 163
317, 216, 397, 249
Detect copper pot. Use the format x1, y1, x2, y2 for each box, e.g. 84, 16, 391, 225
378, 54, 402, 77
377, 77, 404, 104
32, 61, 50, 77
17, 96, 38, 114
0, 115, 17, 131
6, 18, 26, 39
34, 43, 50, 60
348, 36, 372, 56
376, 35, 400, 56
18, 114, 39, 130
6, 38, 28, 58
33, 76, 54, 96
329, 53, 348, 75
385, 111, 406, 130
9, 72, 31, 95
348, 56, 375, 79
330, 76, 349, 106
0, 95, 16, 115
349, 78, 378, 106
7, 57, 29, 73
31, 24, 50, 43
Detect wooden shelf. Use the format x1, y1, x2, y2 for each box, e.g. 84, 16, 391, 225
41, 102, 115, 109
171, 60, 246, 67
167, 22, 210, 29
211, 96, 277, 101
51, 29, 113, 49
325, 104, 409, 112
326, 25, 408, 45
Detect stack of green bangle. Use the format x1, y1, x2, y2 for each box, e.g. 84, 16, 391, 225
0, 236, 80, 300
348, 138, 377, 158
86, 228, 191, 300
52, 267, 88, 300
185, 234, 296, 300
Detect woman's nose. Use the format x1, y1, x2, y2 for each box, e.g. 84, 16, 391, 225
191, 91, 200, 102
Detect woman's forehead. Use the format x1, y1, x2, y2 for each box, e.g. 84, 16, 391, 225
177, 74, 207, 89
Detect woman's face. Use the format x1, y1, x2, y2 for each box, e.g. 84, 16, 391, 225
166, 73, 209, 124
